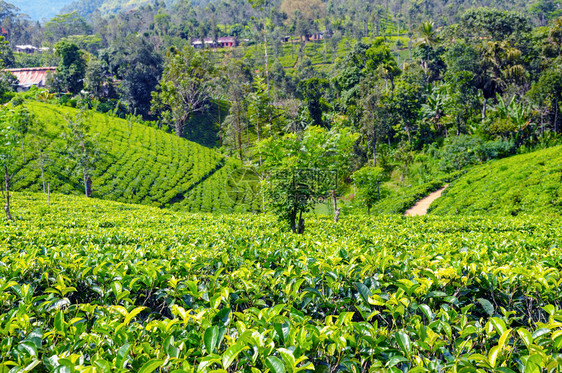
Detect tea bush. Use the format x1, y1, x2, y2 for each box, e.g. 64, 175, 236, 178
10, 102, 252, 212
1, 192, 562, 372
430, 145, 562, 216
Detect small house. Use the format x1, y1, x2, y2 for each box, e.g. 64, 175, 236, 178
15, 45, 38, 54
6, 67, 56, 91
217, 36, 237, 48
191, 38, 217, 48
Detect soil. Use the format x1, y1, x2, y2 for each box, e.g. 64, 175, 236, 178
404, 185, 448, 216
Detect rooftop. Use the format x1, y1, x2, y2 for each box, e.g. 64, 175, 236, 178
6, 67, 57, 88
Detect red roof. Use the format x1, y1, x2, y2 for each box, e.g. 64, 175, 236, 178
6, 67, 57, 88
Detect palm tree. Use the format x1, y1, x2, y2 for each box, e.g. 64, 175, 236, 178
415, 20, 439, 74
415, 20, 438, 49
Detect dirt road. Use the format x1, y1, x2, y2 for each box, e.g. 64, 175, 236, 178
404, 185, 448, 216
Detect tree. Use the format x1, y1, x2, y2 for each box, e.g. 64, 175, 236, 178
53, 41, 87, 95
256, 126, 359, 233
0, 106, 21, 220
32, 137, 50, 193
529, 62, 562, 133
61, 109, 98, 197
297, 77, 330, 128
461, 8, 531, 41
280, 0, 325, 38
44, 12, 92, 43
392, 66, 426, 143
104, 36, 163, 118
10, 103, 33, 162
152, 46, 217, 137
221, 59, 252, 160
0, 35, 14, 68
352, 166, 386, 214
84, 57, 110, 99
359, 76, 394, 166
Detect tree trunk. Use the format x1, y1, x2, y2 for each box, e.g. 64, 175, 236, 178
554, 98, 559, 134
4, 166, 12, 221
332, 190, 341, 223
372, 128, 377, 167
83, 170, 92, 198
290, 208, 297, 233
264, 27, 270, 92
237, 105, 243, 161
217, 100, 222, 147
41, 167, 45, 193
297, 210, 305, 234
84, 173, 88, 197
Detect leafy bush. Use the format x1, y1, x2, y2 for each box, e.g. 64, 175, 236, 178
439, 135, 514, 172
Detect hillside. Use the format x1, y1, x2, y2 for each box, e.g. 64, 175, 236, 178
12, 102, 259, 212
62, 0, 153, 17
7, 0, 74, 20
429, 146, 562, 216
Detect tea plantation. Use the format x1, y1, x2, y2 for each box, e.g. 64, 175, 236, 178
430, 146, 562, 216
12, 102, 256, 213
2, 192, 562, 372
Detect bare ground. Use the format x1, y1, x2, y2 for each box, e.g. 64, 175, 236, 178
404, 185, 449, 217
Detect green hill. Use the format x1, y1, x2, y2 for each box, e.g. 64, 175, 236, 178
8, 0, 74, 20
12, 101, 258, 212
429, 146, 562, 216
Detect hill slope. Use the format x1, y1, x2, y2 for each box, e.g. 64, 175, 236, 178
12, 102, 257, 212
8, 0, 74, 20
429, 146, 562, 216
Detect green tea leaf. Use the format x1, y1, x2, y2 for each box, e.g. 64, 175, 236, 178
204, 326, 219, 354
222, 343, 249, 369
266, 356, 285, 373
396, 331, 411, 357
477, 298, 494, 316
139, 359, 164, 373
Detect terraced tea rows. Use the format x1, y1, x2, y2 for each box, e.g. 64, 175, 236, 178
10, 102, 251, 212
430, 145, 562, 216
1, 193, 562, 372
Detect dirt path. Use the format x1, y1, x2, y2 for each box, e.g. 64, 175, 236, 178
404, 185, 448, 216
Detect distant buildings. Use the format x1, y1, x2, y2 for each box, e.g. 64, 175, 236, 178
192, 36, 238, 49
14, 45, 51, 54
191, 33, 332, 49
6, 67, 56, 91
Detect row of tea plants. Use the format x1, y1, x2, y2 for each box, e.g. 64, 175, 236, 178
10, 103, 240, 212
1, 193, 562, 372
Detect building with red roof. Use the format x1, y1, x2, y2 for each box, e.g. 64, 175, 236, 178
6, 67, 56, 91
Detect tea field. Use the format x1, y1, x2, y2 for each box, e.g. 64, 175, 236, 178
430, 145, 562, 216
2, 192, 562, 372
12, 102, 256, 213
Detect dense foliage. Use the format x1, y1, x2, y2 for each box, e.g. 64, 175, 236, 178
1, 192, 562, 371
2, 0, 562, 201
